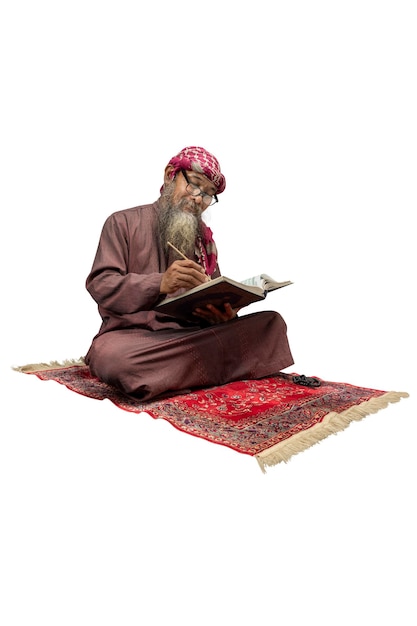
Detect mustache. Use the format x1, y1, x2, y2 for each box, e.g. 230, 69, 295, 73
176, 196, 203, 217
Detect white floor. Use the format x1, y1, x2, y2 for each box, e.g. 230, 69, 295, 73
2, 339, 415, 625
2, 3, 416, 624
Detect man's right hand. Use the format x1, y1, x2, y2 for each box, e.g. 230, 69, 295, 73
159, 260, 209, 295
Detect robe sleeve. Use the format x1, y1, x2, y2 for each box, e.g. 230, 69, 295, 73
86, 212, 163, 315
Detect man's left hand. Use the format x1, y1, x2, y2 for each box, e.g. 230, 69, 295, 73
192, 302, 240, 324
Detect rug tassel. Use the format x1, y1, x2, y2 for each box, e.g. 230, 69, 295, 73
12, 357, 86, 373
255, 391, 410, 473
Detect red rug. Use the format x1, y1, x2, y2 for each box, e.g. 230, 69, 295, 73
14, 360, 409, 471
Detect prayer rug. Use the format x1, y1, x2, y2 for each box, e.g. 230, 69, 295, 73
14, 359, 409, 472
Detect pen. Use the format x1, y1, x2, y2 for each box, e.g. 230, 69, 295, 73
167, 240, 211, 281
167, 241, 188, 260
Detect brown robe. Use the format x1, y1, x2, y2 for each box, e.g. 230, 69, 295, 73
85, 201, 294, 401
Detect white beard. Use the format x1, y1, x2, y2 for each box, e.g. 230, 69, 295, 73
158, 182, 203, 257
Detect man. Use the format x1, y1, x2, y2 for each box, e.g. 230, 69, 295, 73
85, 146, 294, 401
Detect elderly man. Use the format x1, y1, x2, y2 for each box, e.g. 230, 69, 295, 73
85, 146, 294, 400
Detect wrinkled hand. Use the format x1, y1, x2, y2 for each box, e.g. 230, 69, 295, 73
160, 260, 209, 295
193, 302, 240, 325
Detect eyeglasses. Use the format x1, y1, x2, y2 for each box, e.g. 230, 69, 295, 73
181, 170, 218, 207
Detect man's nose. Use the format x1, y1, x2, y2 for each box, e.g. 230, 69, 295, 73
194, 194, 204, 205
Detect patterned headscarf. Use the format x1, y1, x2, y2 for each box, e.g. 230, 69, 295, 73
166, 146, 226, 194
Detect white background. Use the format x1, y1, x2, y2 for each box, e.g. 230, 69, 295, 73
1, 1, 416, 624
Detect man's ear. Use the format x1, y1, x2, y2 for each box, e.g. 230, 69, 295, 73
164, 165, 176, 185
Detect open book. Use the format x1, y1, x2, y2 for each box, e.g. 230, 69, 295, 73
156, 273, 292, 320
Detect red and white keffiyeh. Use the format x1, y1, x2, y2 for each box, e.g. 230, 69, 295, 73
167, 146, 226, 194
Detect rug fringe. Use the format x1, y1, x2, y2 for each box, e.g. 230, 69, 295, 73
12, 357, 86, 373
255, 390, 410, 473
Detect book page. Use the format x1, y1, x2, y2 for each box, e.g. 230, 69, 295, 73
240, 274, 292, 292
240, 274, 265, 288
